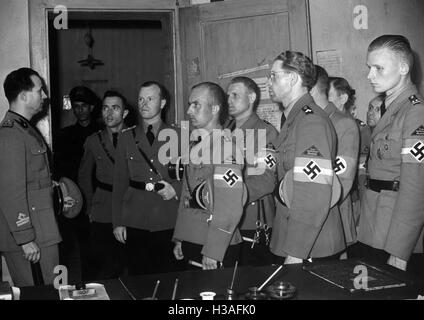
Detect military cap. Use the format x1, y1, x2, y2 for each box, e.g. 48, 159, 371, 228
53, 177, 83, 219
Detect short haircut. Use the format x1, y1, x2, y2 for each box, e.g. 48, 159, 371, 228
103, 90, 128, 110
3, 68, 42, 103
274, 51, 317, 90
192, 82, 228, 125
314, 65, 329, 97
229, 76, 261, 111
329, 77, 356, 114
368, 34, 414, 69
140, 81, 168, 103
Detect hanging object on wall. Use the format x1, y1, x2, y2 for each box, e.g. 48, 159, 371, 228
78, 25, 104, 70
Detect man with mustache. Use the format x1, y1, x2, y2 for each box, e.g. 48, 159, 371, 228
112, 81, 181, 275
356, 35, 424, 271
78, 90, 129, 280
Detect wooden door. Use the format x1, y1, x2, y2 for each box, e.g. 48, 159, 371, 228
179, 0, 311, 128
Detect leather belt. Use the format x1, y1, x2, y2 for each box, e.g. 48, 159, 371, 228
96, 179, 113, 192
367, 179, 400, 192
129, 180, 164, 192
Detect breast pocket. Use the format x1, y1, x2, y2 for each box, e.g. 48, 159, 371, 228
126, 153, 146, 179
29, 144, 48, 175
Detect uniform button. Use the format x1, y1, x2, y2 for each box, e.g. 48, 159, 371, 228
130, 157, 134, 160
150, 169, 153, 172
150, 178, 153, 181
31, 207, 35, 211
384, 145, 389, 150
251, 202, 256, 206
150, 159, 154, 163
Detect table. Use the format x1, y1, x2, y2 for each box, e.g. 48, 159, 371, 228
20, 258, 424, 300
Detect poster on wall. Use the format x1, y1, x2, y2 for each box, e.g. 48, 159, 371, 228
316, 50, 343, 77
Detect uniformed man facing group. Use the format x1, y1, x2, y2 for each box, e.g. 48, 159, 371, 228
355, 35, 424, 271
0, 68, 61, 286
112, 81, 182, 275
78, 90, 129, 280
173, 82, 247, 270
226, 77, 279, 266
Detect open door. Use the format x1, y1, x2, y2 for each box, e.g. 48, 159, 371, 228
179, 0, 311, 128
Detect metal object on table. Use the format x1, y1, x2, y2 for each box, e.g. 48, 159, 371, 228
265, 281, 297, 300
244, 286, 268, 300
226, 261, 238, 300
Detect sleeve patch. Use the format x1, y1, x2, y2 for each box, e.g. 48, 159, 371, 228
16, 213, 30, 227
411, 125, 424, 137
302, 145, 323, 157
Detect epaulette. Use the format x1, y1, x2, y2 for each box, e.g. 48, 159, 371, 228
122, 125, 137, 133
1, 119, 14, 128
409, 95, 422, 106
302, 106, 313, 115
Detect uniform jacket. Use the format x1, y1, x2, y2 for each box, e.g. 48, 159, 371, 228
324, 103, 360, 245
235, 113, 278, 231
173, 130, 247, 262
270, 93, 345, 259
358, 84, 424, 261
112, 122, 181, 231
354, 119, 372, 201
78, 128, 123, 224
0, 111, 61, 252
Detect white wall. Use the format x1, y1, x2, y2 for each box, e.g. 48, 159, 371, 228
0, 0, 30, 120
310, 0, 424, 121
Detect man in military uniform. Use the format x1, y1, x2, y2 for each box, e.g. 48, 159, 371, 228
173, 82, 246, 270
112, 81, 181, 275
226, 76, 278, 266
311, 66, 360, 254
357, 35, 424, 271
0, 68, 61, 286
267, 51, 345, 264
78, 90, 129, 280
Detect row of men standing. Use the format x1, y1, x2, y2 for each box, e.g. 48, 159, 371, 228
1, 33, 423, 287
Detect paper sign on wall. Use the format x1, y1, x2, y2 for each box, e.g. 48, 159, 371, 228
316, 50, 343, 77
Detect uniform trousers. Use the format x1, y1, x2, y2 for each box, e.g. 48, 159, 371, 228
88, 222, 126, 281
181, 241, 241, 269
239, 230, 275, 267
3, 244, 59, 287
126, 227, 181, 275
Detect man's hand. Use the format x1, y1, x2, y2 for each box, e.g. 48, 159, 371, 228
387, 255, 407, 271
21, 241, 40, 263
113, 226, 127, 244
202, 256, 218, 270
173, 241, 184, 260
157, 180, 177, 201
284, 255, 303, 265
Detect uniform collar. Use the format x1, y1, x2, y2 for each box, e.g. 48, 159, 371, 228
324, 102, 339, 117
239, 113, 261, 130
7, 110, 32, 129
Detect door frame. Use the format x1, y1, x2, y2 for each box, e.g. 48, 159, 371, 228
28, 0, 184, 146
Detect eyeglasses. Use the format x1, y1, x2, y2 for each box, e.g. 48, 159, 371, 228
267, 70, 291, 81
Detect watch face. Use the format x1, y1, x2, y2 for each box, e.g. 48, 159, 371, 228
146, 183, 154, 192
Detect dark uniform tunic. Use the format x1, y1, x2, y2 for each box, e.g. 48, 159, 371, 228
270, 93, 345, 259
78, 128, 125, 280
358, 84, 424, 261
112, 121, 181, 274
0, 111, 61, 286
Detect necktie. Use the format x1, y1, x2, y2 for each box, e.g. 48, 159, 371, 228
280, 112, 287, 130
112, 133, 118, 148
147, 125, 155, 145
380, 100, 387, 117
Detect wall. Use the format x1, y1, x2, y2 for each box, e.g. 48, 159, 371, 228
310, 0, 424, 121
0, 0, 30, 120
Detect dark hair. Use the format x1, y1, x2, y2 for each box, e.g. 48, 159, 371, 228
3, 68, 42, 103
140, 81, 168, 103
229, 76, 261, 111
329, 77, 356, 113
103, 90, 128, 110
192, 82, 228, 125
368, 35, 414, 69
69, 86, 99, 106
274, 51, 317, 90
314, 65, 329, 97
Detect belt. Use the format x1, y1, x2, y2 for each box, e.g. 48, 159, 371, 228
96, 179, 113, 192
129, 180, 164, 192
367, 179, 400, 192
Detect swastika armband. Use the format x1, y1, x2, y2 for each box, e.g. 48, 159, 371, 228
255, 148, 277, 171
334, 155, 356, 177
401, 139, 424, 163
214, 166, 243, 188
293, 157, 333, 184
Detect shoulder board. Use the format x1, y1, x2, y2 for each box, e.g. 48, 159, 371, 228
122, 125, 137, 133
1, 120, 14, 128
302, 106, 313, 115
409, 95, 422, 106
